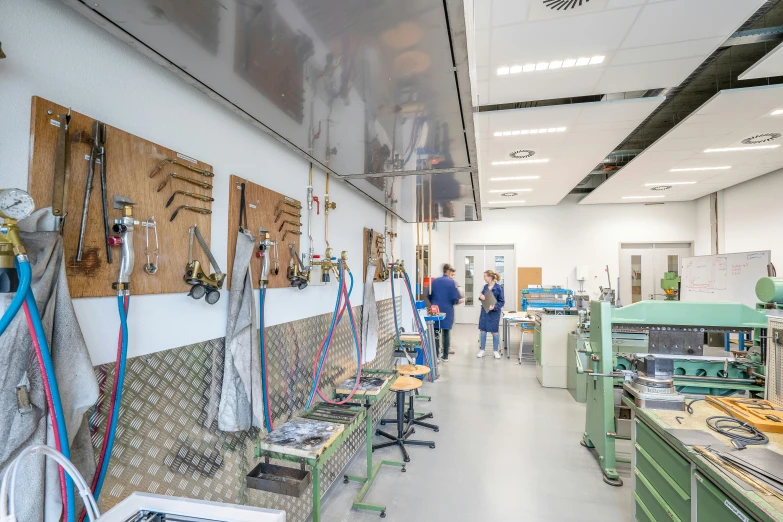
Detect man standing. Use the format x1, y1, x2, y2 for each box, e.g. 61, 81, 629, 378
428, 264, 464, 362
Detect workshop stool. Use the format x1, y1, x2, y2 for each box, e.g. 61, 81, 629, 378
381, 364, 439, 432
373, 376, 435, 463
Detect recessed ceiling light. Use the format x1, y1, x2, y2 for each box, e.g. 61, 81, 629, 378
622, 195, 665, 199
492, 159, 549, 165
772, 109, 783, 116
704, 145, 780, 152
489, 176, 540, 181
492, 127, 566, 137
669, 166, 731, 172
488, 201, 525, 205
489, 188, 534, 193
644, 181, 697, 186
495, 56, 605, 75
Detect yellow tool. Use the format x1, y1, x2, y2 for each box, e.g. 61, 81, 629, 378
165, 190, 214, 208
274, 197, 301, 213
150, 158, 214, 178
275, 208, 301, 223
278, 220, 302, 233
170, 205, 212, 222
184, 225, 225, 304
156, 172, 212, 192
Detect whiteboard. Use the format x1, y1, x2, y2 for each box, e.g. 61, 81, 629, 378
680, 251, 771, 307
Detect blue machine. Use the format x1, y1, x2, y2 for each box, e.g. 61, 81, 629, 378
520, 288, 575, 311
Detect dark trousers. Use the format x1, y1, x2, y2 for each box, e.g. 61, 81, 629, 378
439, 328, 451, 359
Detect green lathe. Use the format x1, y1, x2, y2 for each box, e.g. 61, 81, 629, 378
579, 300, 768, 486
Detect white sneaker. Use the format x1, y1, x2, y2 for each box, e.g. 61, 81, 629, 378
477, 350, 486, 358
493, 351, 501, 359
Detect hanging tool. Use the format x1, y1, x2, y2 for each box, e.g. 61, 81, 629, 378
278, 219, 302, 232
238, 182, 249, 233
165, 190, 214, 208
275, 208, 300, 223
156, 172, 212, 192
150, 157, 214, 178
108, 196, 137, 291
274, 197, 302, 214
141, 217, 158, 275
170, 204, 212, 222
287, 244, 309, 290
184, 225, 224, 304
257, 228, 279, 282
282, 230, 302, 242
77, 120, 111, 263
51, 108, 71, 231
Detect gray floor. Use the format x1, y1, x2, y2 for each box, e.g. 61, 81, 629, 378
318, 324, 633, 522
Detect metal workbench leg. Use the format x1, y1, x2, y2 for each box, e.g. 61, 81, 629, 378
312, 464, 320, 522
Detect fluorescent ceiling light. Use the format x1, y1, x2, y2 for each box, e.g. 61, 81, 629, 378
493, 127, 566, 136
496, 56, 605, 75
492, 159, 549, 165
644, 182, 696, 186
489, 188, 534, 193
622, 195, 665, 199
704, 145, 780, 152
772, 109, 783, 116
489, 176, 540, 181
670, 166, 731, 172
488, 201, 525, 205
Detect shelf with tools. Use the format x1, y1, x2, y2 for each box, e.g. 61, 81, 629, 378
26, 96, 215, 298
226, 175, 302, 290
363, 228, 389, 283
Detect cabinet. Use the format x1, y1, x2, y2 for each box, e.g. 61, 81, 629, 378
534, 312, 578, 388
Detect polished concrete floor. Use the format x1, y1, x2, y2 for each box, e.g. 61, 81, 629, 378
318, 324, 633, 522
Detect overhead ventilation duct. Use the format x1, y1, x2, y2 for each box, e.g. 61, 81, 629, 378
59, 0, 479, 222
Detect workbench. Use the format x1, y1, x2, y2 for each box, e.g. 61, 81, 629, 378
501, 312, 536, 361
627, 397, 783, 521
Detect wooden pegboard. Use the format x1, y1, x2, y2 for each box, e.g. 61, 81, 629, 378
363, 228, 387, 282
226, 175, 301, 289
27, 96, 214, 298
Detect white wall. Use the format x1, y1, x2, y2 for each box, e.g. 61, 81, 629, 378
0, 0, 405, 364
430, 195, 698, 304
697, 167, 783, 264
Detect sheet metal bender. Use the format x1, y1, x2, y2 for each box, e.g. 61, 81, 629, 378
580, 300, 767, 486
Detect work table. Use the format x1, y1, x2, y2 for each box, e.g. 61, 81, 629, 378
627, 397, 783, 521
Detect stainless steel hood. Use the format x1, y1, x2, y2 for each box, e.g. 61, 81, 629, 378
60, 0, 480, 222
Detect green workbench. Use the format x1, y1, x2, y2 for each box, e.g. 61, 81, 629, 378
626, 396, 783, 522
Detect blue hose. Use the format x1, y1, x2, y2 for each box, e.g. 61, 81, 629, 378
24, 284, 76, 522
390, 269, 404, 351
0, 257, 31, 337
403, 271, 434, 380
259, 288, 273, 431
306, 262, 345, 409
93, 295, 129, 502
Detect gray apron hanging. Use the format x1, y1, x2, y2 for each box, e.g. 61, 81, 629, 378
361, 262, 379, 363
208, 229, 263, 432
0, 208, 99, 522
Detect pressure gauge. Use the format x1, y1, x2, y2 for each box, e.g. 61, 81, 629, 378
0, 189, 35, 220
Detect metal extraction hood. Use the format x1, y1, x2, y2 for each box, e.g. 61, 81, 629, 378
60, 0, 479, 222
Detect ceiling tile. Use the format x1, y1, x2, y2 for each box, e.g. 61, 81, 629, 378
611, 37, 724, 66
595, 56, 704, 93
739, 41, 783, 80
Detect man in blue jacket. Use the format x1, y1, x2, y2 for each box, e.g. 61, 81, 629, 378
428, 264, 464, 362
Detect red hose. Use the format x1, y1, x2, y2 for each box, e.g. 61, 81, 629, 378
79, 295, 128, 522
313, 267, 363, 404
22, 301, 68, 520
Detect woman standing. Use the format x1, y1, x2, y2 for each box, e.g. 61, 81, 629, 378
477, 270, 505, 359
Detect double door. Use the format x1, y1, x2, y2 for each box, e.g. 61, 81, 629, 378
453, 244, 515, 325
619, 242, 692, 305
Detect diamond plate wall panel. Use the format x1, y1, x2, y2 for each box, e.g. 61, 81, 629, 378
89, 298, 400, 521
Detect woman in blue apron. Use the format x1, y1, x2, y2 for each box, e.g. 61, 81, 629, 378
477, 270, 505, 359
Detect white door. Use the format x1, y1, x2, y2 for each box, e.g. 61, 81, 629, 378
620, 243, 693, 304
453, 245, 516, 324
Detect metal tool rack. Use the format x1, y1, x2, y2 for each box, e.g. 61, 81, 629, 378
336, 370, 405, 517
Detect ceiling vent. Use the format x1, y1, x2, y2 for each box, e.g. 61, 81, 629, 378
742, 133, 781, 144
649, 185, 671, 191
501, 192, 518, 197
543, 0, 592, 10
509, 149, 535, 159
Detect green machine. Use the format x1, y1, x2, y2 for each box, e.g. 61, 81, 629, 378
660, 271, 681, 300
580, 300, 768, 486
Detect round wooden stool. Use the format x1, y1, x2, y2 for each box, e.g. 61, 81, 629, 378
381, 365, 438, 432
373, 376, 435, 462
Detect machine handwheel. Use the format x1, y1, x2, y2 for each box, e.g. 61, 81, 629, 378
343, 476, 349, 484
429, 444, 435, 449
380, 511, 386, 518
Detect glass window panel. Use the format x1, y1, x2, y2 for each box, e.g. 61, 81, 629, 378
465, 255, 474, 306
668, 255, 679, 275
631, 254, 642, 303
495, 255, 505, 290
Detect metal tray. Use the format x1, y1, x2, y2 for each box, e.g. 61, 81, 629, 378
246, 457, 311, 497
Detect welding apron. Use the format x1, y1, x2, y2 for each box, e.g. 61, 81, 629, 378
362, 261, 379, 363
209, 229, 264, 432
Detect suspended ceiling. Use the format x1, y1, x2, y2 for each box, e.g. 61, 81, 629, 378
581, 83, 783, 204
476, 96, 664, 207
472, 0, 766, 105
740, 40, 783, 80
60, 0, 479, 222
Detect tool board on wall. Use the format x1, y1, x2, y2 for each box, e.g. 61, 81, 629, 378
363, 228, 386, 282
680, 251, 772, 307
27, 96, 214, 298
226, 175, 302, 290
